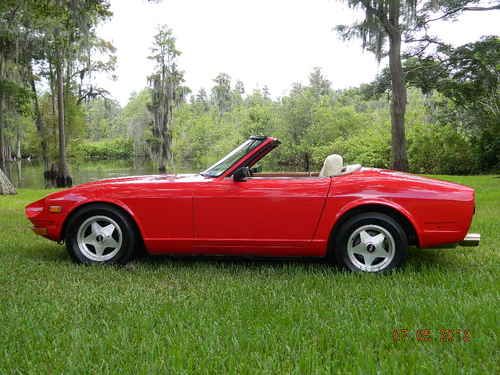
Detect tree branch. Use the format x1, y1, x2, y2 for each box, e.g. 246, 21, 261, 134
77, 87, 110, 105
463, 5, 500, 11
406, 41, 432, 58
405, 36, 449, 48
424, 4, 500, 24
358, 0, 395, 34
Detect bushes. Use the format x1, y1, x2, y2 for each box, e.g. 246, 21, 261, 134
72, 138, 134, 160
318, 122, 392, 169
408, 123, 475, 174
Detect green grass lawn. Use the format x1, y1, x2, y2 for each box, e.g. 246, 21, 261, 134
0, 175, 498, 374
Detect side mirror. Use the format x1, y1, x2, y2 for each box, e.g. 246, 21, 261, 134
250, 165, 262, 174
233, 167, 250, 182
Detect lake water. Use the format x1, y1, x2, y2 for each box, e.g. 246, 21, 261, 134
4, 159, 197, 189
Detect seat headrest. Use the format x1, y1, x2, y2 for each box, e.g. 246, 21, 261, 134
319, 154, 343, 177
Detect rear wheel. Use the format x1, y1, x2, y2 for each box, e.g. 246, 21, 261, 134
333, 212, 408, 273
65, 204, 137, 264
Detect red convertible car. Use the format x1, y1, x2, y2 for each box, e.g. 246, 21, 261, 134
26, 136, 479, 272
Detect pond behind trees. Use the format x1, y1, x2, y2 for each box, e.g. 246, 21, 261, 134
4, 159, 197, 189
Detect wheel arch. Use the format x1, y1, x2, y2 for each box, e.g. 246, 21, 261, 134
61, 200, 145, 245
327, 202, 420, 253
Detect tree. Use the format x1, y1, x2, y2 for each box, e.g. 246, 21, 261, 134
85, 97, 121, 140
194, 88, 209, 111
309, 67, 331, 97
50, 1, 112, 186
27, 64, 50, 173
262, 85, 271, 99
74, 37, 117, 105
280, 82, 317, 171
234, 80, 245, 96
114, 90, 152, 158
337, 0, 500, 171
232, 80, 245, 104
337, 0, 414, 171
147, 25, 185, 172
211, 73, 232, 116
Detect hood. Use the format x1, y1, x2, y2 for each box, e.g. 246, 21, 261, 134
71, 173, 208, 190
39, 173, 209, 201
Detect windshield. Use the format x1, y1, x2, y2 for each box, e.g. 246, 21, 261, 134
201, 138, 263, 177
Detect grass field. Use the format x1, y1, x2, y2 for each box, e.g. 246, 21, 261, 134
0, 175, 498, 374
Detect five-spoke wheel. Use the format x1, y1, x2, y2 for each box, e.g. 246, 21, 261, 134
334, 212, 408, 273
65, 204, 137, 264
77, 216, 123, 262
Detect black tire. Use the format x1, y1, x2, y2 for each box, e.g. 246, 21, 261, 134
65, 204, 138, 264
333, 212, 408, 273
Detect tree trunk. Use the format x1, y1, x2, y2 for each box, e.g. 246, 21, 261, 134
16, 123, 21, 160
29, 64, 50, 173
159, 127, 172, 173
304, 152, 310, 172
0, 53, 6, 172
0, 167, 16, 195
388, 32, 409, 171
388, 6, 409, 172
158, 136, 166, 172
49, 63, 58, 147
160, 94, 173, 173
0, 93, 5, 173
55, 57, 72, 187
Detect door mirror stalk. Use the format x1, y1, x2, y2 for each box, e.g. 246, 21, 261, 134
233, 167, 250, 182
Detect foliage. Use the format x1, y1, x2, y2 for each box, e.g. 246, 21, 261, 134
368, 36, 500, 171
114, 90, 153, 156
84, 98, 121, 141
408, 123, 475, 174
369, 36, 499, 107
72, 138, 133, 161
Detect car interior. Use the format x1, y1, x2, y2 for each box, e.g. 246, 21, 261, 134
250, 154, 362, 178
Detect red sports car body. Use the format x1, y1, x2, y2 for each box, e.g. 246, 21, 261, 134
26, 136, 479, 272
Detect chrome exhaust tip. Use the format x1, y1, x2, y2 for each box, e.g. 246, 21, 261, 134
459, 233, 480, 247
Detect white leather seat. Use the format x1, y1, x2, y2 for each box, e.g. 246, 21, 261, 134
319, 154, 362, 177
319, 154, 343, 177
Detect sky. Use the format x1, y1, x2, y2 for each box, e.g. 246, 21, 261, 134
96, 0, 500, 106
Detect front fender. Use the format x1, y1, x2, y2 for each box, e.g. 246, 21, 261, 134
59, 197, 147, 242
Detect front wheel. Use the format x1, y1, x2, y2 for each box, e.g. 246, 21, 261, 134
65, 204, 137, 264
333, 212, 408, 273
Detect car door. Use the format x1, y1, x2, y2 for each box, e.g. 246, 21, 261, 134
193, 176, 331, 256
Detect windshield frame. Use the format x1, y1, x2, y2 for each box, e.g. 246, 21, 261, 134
201, 137, 266, 178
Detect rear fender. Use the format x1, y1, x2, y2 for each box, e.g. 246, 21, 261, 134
314, 198, 422, 253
